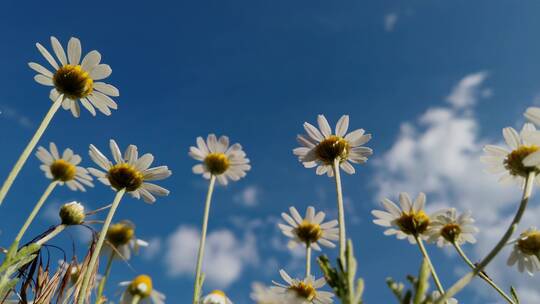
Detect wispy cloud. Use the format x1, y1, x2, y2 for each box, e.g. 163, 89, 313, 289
384, 13, 399, 32
446, 71, 491, 108
234, 185, 259, 207
0, 104, 33, 129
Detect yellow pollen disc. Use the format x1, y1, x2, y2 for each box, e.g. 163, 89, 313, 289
211, 290, 226, 297
440, 223, 461, 243
517, 231, 540, 256
129, 274, 153, 298
204, 153, 230, 175
395, 210, 430, 236
53, 64, 93, 99
50, 159, 77, 182
294, 221, 323, 244
107, 163, 144, 192
106, 222, 134, 247
315, 135, 350, 164
504, 145, 540, 177
288, 282, 316, 301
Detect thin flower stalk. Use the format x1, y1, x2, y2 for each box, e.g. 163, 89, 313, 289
131, 295, 141, 304
96, 250, 116, 303
35, 224, 66, 246
193, 175, 217, 304
13, 180, 59, 244
332, 158, 346, 264
414, 235, 445, 297
0, 96, 63, 206
78, 188, 126, 303
452, 242, 515, 304
306, 243, 312, 278
436, 171, 536, 304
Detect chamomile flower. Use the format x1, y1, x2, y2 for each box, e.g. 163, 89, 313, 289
189, 134, 251, 185
102, 221, 148, 260
59, 201, 85, 225
525, 107, 540, 126
88, 140, 172, 203
372, 192, 430, 243
29, 36, 119, 117
272, 270, 333, 304
279, 206, 338, 251
36, 142, 93, 191
202, 290, 233, 304
507, 227, 540, 275
293, 114, 372, 177
251, 283, 303, 304
481, 124, 540, 185
119, 275, 165, 304
426, 208, 478, 247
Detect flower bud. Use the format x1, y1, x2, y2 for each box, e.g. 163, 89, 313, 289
59, 202, 85, 225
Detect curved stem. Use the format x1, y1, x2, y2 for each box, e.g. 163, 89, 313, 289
95, 251, 116, 303
0, 95, 63, 206
306, 244, 312, 278
415, 236, 445, 296
78, 189, 126, 303
452, 242, 514, 304
332, 159, 346, 264
14, 181, 58, 244
36, 224, 66, 246
192, 175, 217, 304
437, 171, 535, 304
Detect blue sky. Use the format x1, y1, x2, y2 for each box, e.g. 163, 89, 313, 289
1, 0, 540, 303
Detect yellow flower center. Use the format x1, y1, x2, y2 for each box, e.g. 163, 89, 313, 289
106, 223, 134, 247
294, 221, 323, 245
440, 223, 462, 243
210, 290, 226, 298
53, 64, 93, 99
129, 274, 153, 298
107, 163, 144, 191
204, 153, 230, 175
288, 282, 316, 301
504, 145, 540, 177
315, 135, 350, 164
395, 210, 430, 236
517, 231, 540, 256
50, 159, 77, 182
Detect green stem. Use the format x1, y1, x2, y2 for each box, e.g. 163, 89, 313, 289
95, 251, 116, 303
306, 244, 311, 278
453, 242, 514, 304
192, 175, 216, 304
131, 295, 141, 304
0, 95, 63, 206
415, 236, 445, 296
437, 171, 535, 304
78, 189, 126, 303
35, 224, 66, 246
332, 159, 346, 265
14, 181, 58, 244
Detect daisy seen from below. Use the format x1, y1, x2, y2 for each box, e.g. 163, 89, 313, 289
79, 140, 171, 302
481, 123, 540, 186
37, 142, 94, 191
272, 269, 333, 304
189, 134, 251, 186
426, 208, 478, 247
189, 134, 250, 303
507, 227, 540, 276
30, 36, 120, 117
119, 274, 165, 304
202, 290, 233, 304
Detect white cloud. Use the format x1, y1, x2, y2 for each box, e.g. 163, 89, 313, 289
0, 104, 33, 129
384, 13, 399, 32
373, 72, 540, 302
164, 225, 258, 288
234, 185, 259, 207
142, 237, 162, 260
446, 71, 490, 108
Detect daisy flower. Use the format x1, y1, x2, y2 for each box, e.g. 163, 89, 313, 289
88, 139, 172, 203
371, 192, 430, 243
293, 114, 372, 177
103, 221, 148, 260
272, 269, 333, 304
481, 123, 540, 185
202, 290, 233, 304
36, 142, 94, 191
279, 206, 338, 251
251, 283, 303, 304
119, 274, 165, 304
525, 107, 540, 126
426, 208, 478, 247
29, 36, 119, 117
189, 134, 251, 185
507, 227, 540, 275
